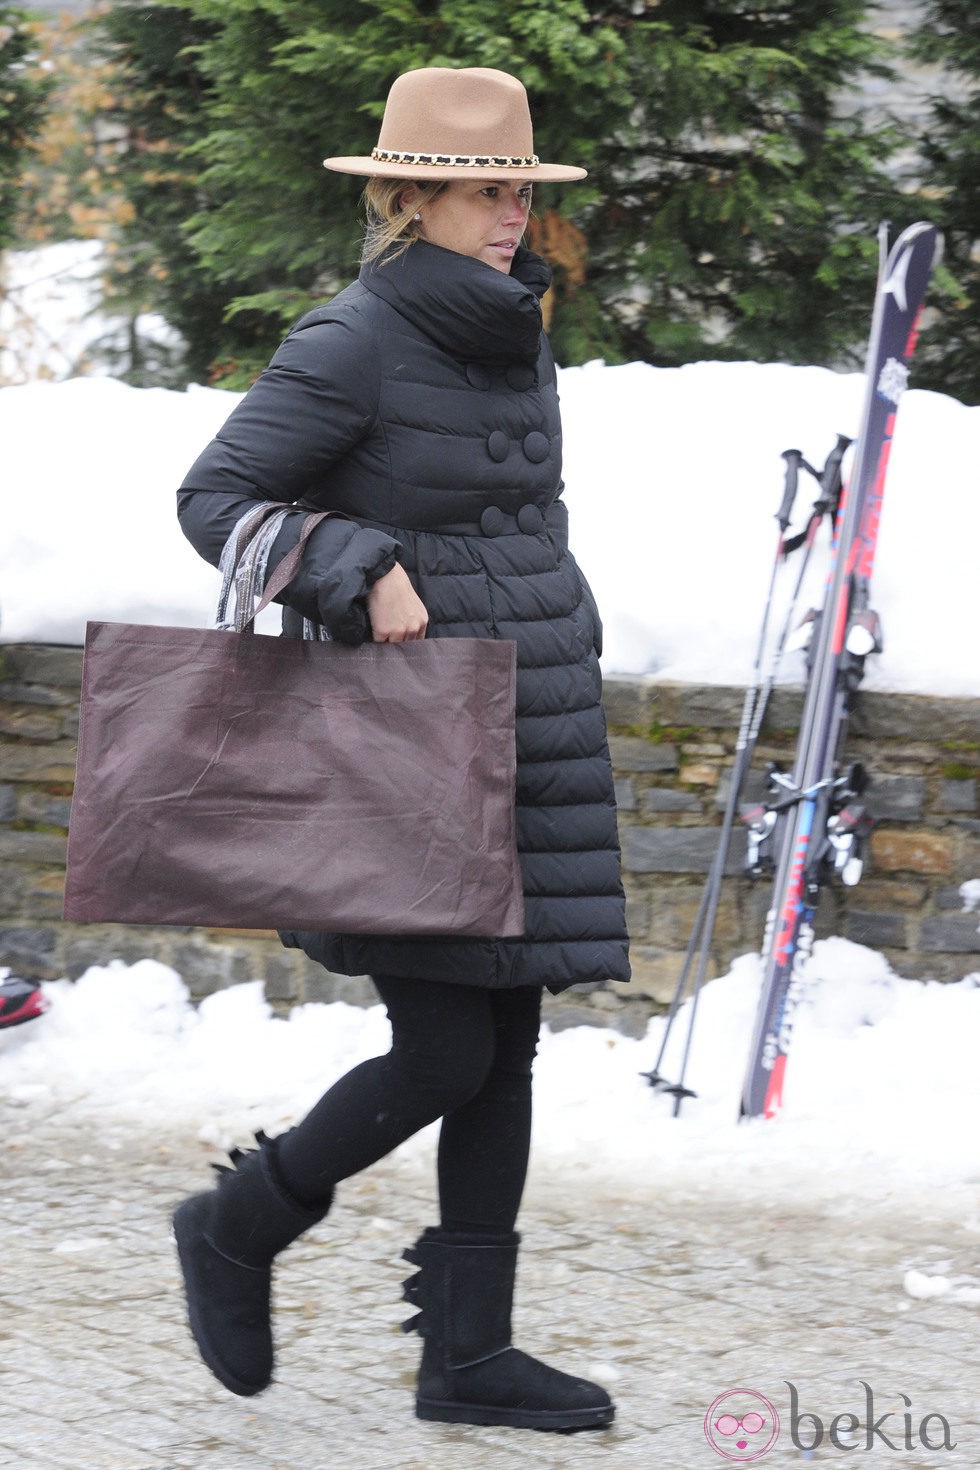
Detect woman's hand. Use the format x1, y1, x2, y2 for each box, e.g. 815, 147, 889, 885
366, 563, 429, 642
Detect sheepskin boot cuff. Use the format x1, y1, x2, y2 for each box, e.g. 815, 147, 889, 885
401, 1227, 614, 1432
173, 1131, 332, 1397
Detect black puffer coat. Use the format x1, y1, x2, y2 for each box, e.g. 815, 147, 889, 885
178, 240, 629, 993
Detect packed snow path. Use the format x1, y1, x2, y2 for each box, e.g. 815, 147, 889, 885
1, 956, 978, 1466
0, 1100, 976, 1468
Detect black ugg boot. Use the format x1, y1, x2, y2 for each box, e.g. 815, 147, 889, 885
401, 1227, 614, 1431
172, 1131, 331, 1397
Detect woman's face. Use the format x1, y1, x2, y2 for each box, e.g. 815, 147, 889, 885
403, 180, 533, 273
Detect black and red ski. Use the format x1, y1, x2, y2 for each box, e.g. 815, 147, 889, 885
0, 974, 48, 1029
740, 221, 942, 1119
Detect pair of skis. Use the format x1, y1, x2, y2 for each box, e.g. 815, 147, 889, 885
645, 220, 942, 1120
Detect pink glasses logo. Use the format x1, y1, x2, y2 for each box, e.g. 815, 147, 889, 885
704, 1388, 781, 1461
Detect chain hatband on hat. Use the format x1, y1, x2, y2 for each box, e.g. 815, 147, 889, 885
371, 147, 540, 168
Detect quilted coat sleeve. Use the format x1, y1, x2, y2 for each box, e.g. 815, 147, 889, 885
177, 306, 399, 644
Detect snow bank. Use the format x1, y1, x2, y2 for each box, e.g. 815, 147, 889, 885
2, 944, 977, 1216
2, 243, 978, 692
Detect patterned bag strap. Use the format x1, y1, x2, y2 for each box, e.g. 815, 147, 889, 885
216, 506, 341, 635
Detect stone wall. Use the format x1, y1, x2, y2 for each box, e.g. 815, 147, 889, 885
1, 645, 977, 1035
603, 675, 980, 1008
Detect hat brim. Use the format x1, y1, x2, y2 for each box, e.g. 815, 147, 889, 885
323, 156, 586, 183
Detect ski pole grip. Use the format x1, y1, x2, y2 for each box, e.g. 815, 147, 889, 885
777, 450, 803, 530
821, 434, 853, 499
822, 429, 852, 488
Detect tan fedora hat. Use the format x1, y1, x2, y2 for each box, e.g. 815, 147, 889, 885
324, 66, 586, 183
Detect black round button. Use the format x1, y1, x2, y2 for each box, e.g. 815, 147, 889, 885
487, 430, 510, 462
480, 506, 505, 536
466, 364, 491, 390
506, 364, 535, 391
522, 431, 550, 463
517, 503, 544, 534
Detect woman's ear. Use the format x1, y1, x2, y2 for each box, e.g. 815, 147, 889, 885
398, 185, 420, 213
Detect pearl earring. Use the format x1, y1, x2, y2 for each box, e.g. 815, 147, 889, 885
413, 212, 421, 221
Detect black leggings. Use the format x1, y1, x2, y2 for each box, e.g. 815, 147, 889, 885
275, 976, 542, 1234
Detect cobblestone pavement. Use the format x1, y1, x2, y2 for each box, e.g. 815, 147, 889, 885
1, 1096, 977, 1470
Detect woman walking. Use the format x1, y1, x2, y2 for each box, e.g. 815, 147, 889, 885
173, 65, 630, 1432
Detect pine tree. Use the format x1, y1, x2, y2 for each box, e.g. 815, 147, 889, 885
99, 0, 625, 385
14, 14, 125, 247
95, 2, 229, 384
92, 0, 905, 383
0, 5, 52, 251
910, 0, 979, 403
569, 0, 908, 369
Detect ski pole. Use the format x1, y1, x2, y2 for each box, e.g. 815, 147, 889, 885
642, 446, 836, 1110
659, 441, 849, 1114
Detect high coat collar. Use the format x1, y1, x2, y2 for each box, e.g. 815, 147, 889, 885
359, 240, 551, 367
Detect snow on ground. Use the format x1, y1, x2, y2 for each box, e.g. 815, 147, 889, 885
1, 243, 977, 1232
2, 242, 979, 691
560, 358, 980, 694
2, 942, 978, 1230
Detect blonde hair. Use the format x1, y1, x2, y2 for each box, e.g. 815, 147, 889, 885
361, 178, 447, 264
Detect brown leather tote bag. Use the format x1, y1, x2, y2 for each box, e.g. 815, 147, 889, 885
63, 510, 524, 937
